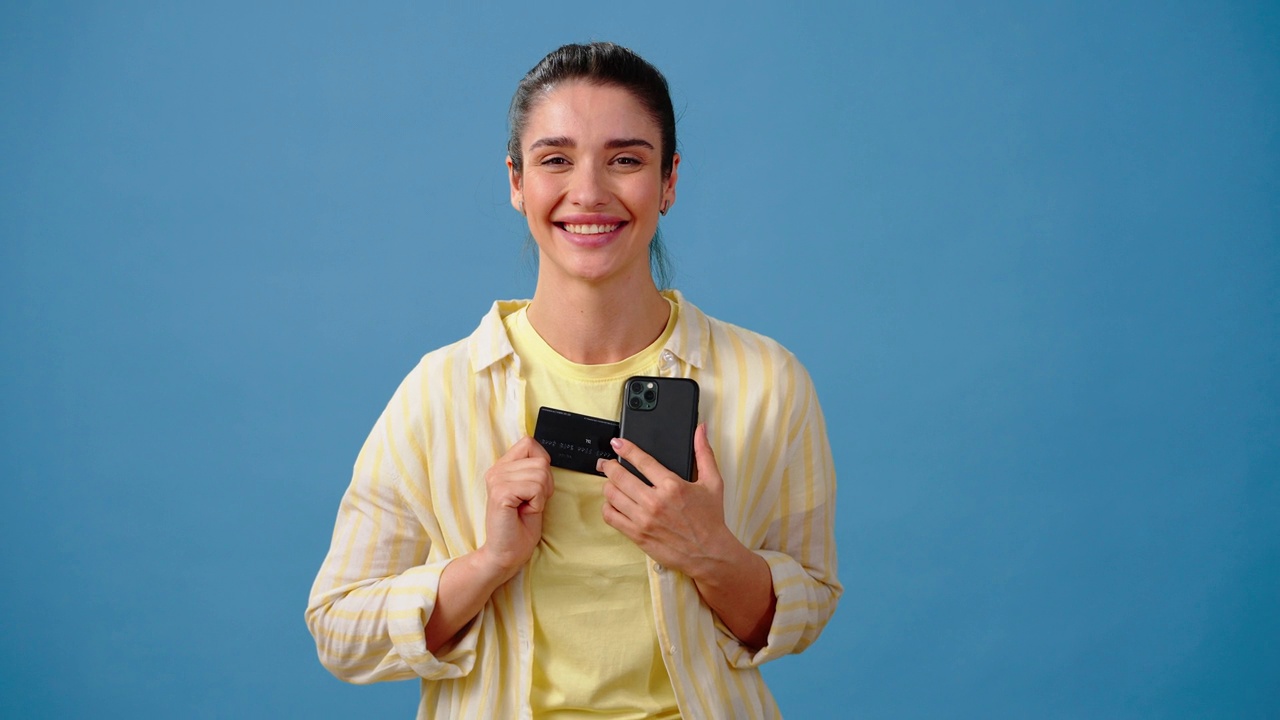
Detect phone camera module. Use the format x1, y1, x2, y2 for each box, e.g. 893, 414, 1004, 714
626, 378, 659, 411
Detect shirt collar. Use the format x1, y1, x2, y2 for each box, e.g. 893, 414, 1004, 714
466, 298, 525, 374
465, 289, 710, 374
659, 289, 709, 370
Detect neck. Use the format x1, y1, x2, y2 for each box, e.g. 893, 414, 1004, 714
526, 271, 671, 365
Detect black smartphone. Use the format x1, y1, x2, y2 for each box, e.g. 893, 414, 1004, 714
617, 376, 700, 485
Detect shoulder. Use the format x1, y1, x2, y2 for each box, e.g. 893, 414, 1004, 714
706, 311, 796, 362
384, 298, 528, 408
412, 298, 528, 375
672, 291, 808, 381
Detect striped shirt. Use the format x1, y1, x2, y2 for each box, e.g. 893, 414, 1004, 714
306, 291, 841, 719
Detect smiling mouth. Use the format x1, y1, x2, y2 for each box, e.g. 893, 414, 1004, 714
559, 222, 623, 235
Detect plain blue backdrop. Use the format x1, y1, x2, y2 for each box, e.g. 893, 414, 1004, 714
2, 1, 1277, 718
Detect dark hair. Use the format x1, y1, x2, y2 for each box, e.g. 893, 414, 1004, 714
508, 42, 677, 287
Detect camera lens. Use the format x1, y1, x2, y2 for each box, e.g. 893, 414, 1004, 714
629, 397, 641, 409
630, 381, 644, 394
643, 390, 656, 403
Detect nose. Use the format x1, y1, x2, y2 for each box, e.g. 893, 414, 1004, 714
568, 162, 611, 208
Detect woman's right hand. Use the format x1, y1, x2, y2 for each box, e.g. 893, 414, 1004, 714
425, 437, 553, 652
478, 436, 554, 580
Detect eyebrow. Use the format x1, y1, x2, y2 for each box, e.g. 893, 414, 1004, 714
527, 136, 656, 152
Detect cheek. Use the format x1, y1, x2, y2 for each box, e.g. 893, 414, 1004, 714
609, 180, 651, 213
523, 179, 562, 213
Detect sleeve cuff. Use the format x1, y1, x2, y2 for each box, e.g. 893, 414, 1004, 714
718, 549, 816, 668
385, 559, 482, 680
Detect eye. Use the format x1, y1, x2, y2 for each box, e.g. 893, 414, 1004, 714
540, 156, 570, 167
612, 155, 644, 168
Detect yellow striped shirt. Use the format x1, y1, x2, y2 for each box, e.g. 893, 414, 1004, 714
306, 290, 841, 720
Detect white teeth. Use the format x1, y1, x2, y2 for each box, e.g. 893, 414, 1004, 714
563, 223, 620, 235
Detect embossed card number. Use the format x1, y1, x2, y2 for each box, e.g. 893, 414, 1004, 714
533, 406, 620, 477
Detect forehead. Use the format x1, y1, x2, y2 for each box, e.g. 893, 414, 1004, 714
521, 81, 661, 148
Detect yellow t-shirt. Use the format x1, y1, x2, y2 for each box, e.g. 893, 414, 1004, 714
504, 302, 681, 719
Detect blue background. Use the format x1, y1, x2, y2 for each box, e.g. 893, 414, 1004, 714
3, 1, 1277, 717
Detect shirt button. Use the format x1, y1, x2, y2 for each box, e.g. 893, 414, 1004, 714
653, 562, 664, 573
661, 350, 674, 363
668, 644, 677, 656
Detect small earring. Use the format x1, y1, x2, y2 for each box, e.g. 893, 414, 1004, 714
519, 198, 524, 213
659, 203, 669, 216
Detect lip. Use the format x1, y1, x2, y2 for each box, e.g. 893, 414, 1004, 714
555, 213, 626, 225
554, 214, 628, 248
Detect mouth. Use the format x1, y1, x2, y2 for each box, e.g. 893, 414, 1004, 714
558, 222, 624, 235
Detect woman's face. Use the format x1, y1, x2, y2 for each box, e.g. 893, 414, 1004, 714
509, 81, 678, 288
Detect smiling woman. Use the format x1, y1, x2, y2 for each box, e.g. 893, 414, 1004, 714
511, 81, 676, 313
305, 42, 841, 720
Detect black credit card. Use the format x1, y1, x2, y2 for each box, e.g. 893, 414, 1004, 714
533, 406, 619, 477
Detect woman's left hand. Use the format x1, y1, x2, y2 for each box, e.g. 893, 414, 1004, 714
597, 423, 737, 578
600, 423, 777, 647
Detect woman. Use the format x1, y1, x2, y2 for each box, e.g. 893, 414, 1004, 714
307, 42, 840, 719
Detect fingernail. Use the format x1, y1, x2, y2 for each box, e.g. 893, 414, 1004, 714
595, 458, 605, 472
610, 437, 623, 450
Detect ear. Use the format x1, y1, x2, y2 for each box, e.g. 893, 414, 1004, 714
507, 156, 524, 214
661, 152, 680, 212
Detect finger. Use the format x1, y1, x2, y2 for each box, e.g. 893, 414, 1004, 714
601, 499, 639, 537
489, 458, 555, 497
598, 456, 658, 501
496, 436, 548, 464
511, 455, 554, 477
489, 457, 554, 488
525, 435, 552, 461
602, 502, 651, 548
601, 474, 645, 519
693, 423, 722, 491
495, 480, 553, 512
609, 437, 681, 489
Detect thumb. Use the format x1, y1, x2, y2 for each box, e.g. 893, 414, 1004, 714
693, 423, 723, 490
526, 436, 552, 461
502, 435, 550, 462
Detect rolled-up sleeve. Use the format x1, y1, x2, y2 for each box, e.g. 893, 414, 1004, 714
305, 415, 481, 683
720, 360, 841, 668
